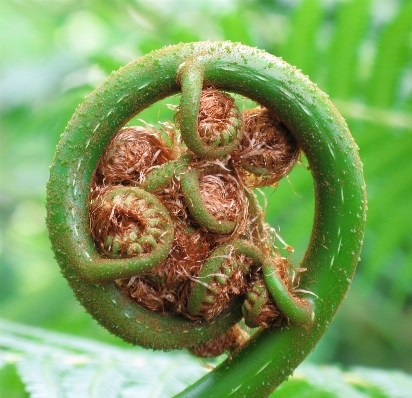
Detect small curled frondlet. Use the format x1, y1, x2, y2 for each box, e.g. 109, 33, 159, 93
197, 88, 242, 147
94, 126, 176, 187
243, 276, 283, 328
89, 188, 167, 258
234, 107, 300, 187
117, 219, 217, 318
196, 255, 247, 321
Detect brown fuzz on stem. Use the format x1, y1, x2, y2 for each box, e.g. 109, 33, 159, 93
198, 172, 243, 223
118, 277, 165, 312
234, 107, 300, 188
188, 325, 248, 358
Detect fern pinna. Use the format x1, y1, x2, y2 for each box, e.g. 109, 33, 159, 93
46, 41, 366, 397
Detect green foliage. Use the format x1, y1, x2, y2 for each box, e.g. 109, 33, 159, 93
1, 0, 411, 395
2, 320, 412, 398
0, 319, 209, 397
271, 364, 412, 398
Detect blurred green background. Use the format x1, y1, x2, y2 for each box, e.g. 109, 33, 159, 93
1, 0, 411, 393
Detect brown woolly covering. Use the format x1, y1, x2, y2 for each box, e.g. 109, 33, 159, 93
188, 325, 247, 358
154, 179, 190, 221
198, 172, 243, 222
196, 88, 241, 146
234, 107, 300, 187
94, 126, 176, 187
118, 277, 165, 312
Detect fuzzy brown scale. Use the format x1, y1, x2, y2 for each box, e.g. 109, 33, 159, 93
233, 107, 300, 188
196, 88, 242, 147
188, 325, 248, 358
198, 174, 242, 222
94, 126, 177, 187
88, 89, 303, 357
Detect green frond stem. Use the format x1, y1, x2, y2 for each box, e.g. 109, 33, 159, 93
143, 154, 191, 193
181, 168, 237, 234
245, 189, 266, 236
178, 63, 242, 158
263, 258, 314, 326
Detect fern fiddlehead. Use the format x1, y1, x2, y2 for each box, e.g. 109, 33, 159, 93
47, 41, 366, 397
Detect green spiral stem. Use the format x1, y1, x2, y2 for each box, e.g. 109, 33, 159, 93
47, 41, 366, 397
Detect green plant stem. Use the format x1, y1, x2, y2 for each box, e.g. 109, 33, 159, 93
263, 258, 314, 325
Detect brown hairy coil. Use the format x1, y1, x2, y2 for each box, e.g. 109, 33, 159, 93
198, 172, 244, 222
188, 325, 247, 358
94, 126, 176, 187
234, 107, 300, 187
197, 88, 241, 146
197, 255, 250, 321
89, 187, 165, 257
118, 218, 218, 318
